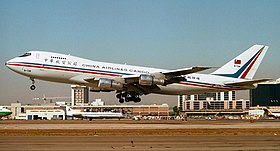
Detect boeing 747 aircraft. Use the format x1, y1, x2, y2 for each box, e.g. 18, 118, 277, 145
6, 45, 270, 103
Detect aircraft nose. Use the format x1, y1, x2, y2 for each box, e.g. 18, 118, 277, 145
5, 59, 10, 65
5, 61, 11, 69
5, 59, 14, 68
5, 60, 10, 66
5, 61, 9, 66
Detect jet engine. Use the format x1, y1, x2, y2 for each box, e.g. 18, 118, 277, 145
98, 78, 123, 90
139, 74, 165, 86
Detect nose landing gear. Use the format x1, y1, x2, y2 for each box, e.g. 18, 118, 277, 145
30, 85, 36, 90
30, 78, 36, 90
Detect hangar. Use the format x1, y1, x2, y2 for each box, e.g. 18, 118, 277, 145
250, 80, 280, 106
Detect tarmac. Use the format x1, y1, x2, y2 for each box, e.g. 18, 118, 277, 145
0, 120, 280, 150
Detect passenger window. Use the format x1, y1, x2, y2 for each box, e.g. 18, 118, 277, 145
19, 53, 31, 57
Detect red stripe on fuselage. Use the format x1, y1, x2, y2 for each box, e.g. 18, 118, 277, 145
9, 63, 120, 77
240, 48, 263, 79
179, 82, 241, 91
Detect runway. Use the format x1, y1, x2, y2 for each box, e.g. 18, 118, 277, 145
1, 120, 280, 150
1, 136, 280, 151
1, 121, 280, 129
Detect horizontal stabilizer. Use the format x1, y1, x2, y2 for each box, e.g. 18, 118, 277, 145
224, 78, 271, 87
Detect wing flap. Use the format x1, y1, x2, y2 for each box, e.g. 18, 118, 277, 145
162, 66, 211, 77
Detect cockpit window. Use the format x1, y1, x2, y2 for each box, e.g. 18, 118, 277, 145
19, 53, 31, 57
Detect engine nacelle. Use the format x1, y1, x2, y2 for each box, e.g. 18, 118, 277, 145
98, 78, 123, 90
139, 74, 165, 86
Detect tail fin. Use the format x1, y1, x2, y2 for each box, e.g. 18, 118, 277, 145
263, 108, 272, 115
65, 106, 72, 111
64, 106, 74, 116
211, 45, 268, 79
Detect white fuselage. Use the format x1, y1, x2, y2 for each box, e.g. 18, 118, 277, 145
271, 113, 280, 118
0, 107, 12, 117
66, 106, 123, 118
6, 51, 245, 95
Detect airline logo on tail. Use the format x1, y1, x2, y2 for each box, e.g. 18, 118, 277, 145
234, 59, 241, 64
234, 59, 241, 67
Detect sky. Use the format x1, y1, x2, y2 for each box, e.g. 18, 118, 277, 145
0, 0, 279, 106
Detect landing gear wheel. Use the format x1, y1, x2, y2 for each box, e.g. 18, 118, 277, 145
134, 97, 141, 103
116, 93, 122, 99
119, 98, 124, 103
30, 78, 36, 90
125, 98, 130, 102
122, 92, 128, 98
116, 92, 142, 103
30, 85, 36, 90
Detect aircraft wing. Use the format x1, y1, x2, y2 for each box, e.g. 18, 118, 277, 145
83, 66, 210, 84
123, 66, 211, 84
162, 66, 211, 77
224, 78, 271, 87
82, 66, 211, 93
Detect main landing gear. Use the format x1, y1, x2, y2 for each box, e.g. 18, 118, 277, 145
116, 92, 141, 103
30, 78, 36, 90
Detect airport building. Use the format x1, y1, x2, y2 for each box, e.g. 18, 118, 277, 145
26, 110, 65, 120
178, 91, 243, 111
71, 85, 89, 105
9, 103, 169, 120
182, 99, 249, 111
11, 104, 65, 120
177, 91, 250, 117
184, 91, 236, 102
250, 80, 280, 106
177, 95, 185, 108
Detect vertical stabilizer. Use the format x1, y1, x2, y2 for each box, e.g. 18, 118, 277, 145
211, 45, 268, 79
